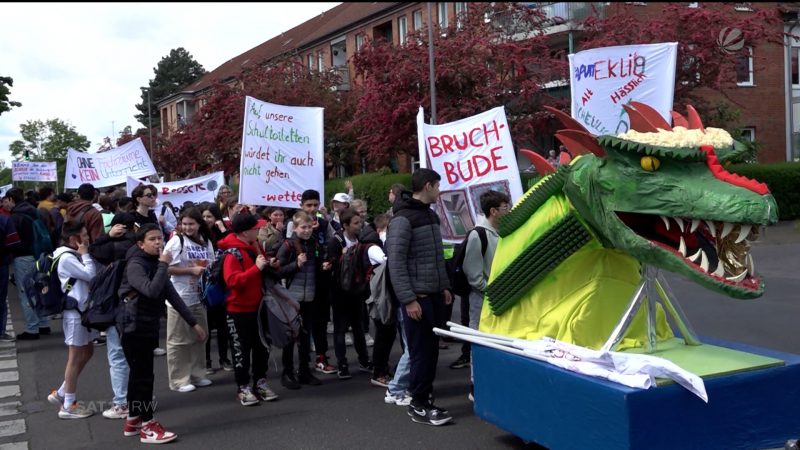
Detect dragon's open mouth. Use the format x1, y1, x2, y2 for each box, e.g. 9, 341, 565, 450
616, 212, 761, 291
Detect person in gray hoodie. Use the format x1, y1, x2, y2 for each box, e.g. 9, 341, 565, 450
386, 168, 453, 426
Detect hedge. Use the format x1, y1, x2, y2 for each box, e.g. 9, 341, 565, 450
326, 162, 800, 221
730, 162, 800, 220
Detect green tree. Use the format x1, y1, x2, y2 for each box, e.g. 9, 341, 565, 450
0, 76, 22, 116
135, 47, 206, 128
8, 118, 91, 161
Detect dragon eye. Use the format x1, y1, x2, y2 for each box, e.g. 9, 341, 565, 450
640, 156, 660, 172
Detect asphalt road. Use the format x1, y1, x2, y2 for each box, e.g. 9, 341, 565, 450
5, 222, 800, 449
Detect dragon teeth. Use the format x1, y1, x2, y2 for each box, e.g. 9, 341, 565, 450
726, 270, 748, 283
674, 217, 685, 233
746, 253, 755, 274
719, 222, 734, 239
735, 225, 750, 244
660, 216, 670, 231
678, 236, 687, 257
700, 250, 709, 273
704, 220, 716, 235
712, 263, 725, 278
690, 219, 701, 233
688, 249, 702, 263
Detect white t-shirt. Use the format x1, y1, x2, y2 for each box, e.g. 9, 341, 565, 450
164, 234, 214, 306
55, 247, 97, 319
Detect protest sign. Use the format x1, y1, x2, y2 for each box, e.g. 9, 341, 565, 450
568, 42, 678, 135
126, 171, 224, 207
239, 96, 324, 207
12, 161, 57, 182
417, 106, 523, 241
65, 138, 156, 189
0, 184, 12, 197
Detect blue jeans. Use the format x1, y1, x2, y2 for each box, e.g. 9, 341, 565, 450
0, 265, 9, 334
13, 256, 47, 333
387, 305, 410, 396
106, 326, 129, 406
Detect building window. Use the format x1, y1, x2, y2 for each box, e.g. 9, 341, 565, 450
455, 2, 467, 30
740, 127, 755, 143
413, 9, 423, 31
398, 16, 408, 45
356, 34, 364, 51
735, 46, 753, 86
438, 3, 449, 28
792, 47, 799, 86
687, 2, 699, 7
734, 3, 753, 12
307, 54, 315, 71
317, 51, 325, 71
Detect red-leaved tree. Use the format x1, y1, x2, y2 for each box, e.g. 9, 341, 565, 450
159, 60, 356, 178
349, 2, 569, 165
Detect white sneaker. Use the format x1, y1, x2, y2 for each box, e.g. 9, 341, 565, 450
365, 334, 375, 347
102, 403, 129, 419
193, 378, 212, 387
384, 390, 412, 406
153, 347, 166, 356
345, 332, 353, 346
59, 404, 93, 419
177, 384, 196, 393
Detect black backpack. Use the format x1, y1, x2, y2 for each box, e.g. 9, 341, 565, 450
202, 248, 244, 307
23, 251, 79, 318
334, 234, 374, 297
448, 226, 488, 298
81, 260, 127, 331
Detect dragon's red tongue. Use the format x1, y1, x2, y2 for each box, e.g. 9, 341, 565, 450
654, 218, 699, 249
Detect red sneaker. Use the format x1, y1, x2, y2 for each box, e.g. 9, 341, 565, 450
123, 416, 142, 437
140, 420, 177, 444
315, 355, 336, 374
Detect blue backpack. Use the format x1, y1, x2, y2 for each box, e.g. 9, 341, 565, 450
24, 251, 79, 318
201, 248, 243, 308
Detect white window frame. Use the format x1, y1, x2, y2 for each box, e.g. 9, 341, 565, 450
438, 3, 449, 28
413, 9, 423, 31
736, 46, 754, 86
740, 127, 755, 143
398, 16, 408, 45
307, 54, 315, 71
317, 51, 325, 71
455, 2, 467, 30
687, 2, 699, 7
356, 34, 364, 51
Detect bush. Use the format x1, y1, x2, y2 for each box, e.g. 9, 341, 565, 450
324, 172, 411, 218
730, 162, 800, 220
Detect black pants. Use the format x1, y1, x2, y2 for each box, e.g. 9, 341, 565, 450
332, 297, 369, 367
402, 295, 447, 404
227, 312, 269, 387
371, 318, 397, 378
459, 294, 471, 357
122, 334, 158, 422
282, 301, 314, 375
205, 304, 230, 364
312, 276, 331, 358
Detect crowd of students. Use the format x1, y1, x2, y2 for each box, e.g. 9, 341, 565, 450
0, 167, 511, 443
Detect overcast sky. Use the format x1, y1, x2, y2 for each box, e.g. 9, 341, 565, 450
0, 2, 339, 170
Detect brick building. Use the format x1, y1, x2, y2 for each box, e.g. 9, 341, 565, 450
156, 2, 797, 176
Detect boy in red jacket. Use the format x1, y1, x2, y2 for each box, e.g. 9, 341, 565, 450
217, 213, 278, 406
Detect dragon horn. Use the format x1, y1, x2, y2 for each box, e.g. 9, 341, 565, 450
555, 129, 606, 157
670, 111, 689, 128
543, 105, 593, 135
630, 101, 672, 131
520, 149, 557, 175
686, 105, 706, 133
622, 104, 659, 133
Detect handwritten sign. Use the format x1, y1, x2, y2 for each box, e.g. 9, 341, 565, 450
239, 96, 324, 207
12, 161, 57, 182
125, 171, 225, 207
64, 138, 156, 189
568, 42, 678, 135
0, 184, 12, 197
417, 106, 523, 241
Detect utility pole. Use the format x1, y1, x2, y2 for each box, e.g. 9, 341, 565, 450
427, 2, 437, 125
140, 86, 154, 157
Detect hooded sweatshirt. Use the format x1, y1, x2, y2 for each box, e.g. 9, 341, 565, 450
217, 233, 262, 313
118, 244, 197, 337
66, 199, 104, 243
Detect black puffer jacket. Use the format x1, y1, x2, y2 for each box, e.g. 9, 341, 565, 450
386, 191, 451, 305
117, 245, 197, 337
89, 231, 136, 266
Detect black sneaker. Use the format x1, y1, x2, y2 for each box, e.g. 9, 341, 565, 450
281, 372, 300, 390
338, 364, 352, 380
297, 371, 322, 386
407, 402, 453, 426
92, 336, 107, 346
39, 327, 51, 335
17, 332, 39, 341
358, 360, 374, 373
449, 354, 471, 369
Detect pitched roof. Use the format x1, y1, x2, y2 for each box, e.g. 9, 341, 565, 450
178, 2, 402, 97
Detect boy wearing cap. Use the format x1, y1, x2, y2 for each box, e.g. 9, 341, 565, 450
217, 213, 279, 406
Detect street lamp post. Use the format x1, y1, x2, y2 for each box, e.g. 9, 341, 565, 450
140, 86, 154, 157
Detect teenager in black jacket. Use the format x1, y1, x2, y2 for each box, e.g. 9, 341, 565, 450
117, 224, 206, 444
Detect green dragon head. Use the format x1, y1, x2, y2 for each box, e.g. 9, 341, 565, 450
540, 103, 778, 299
